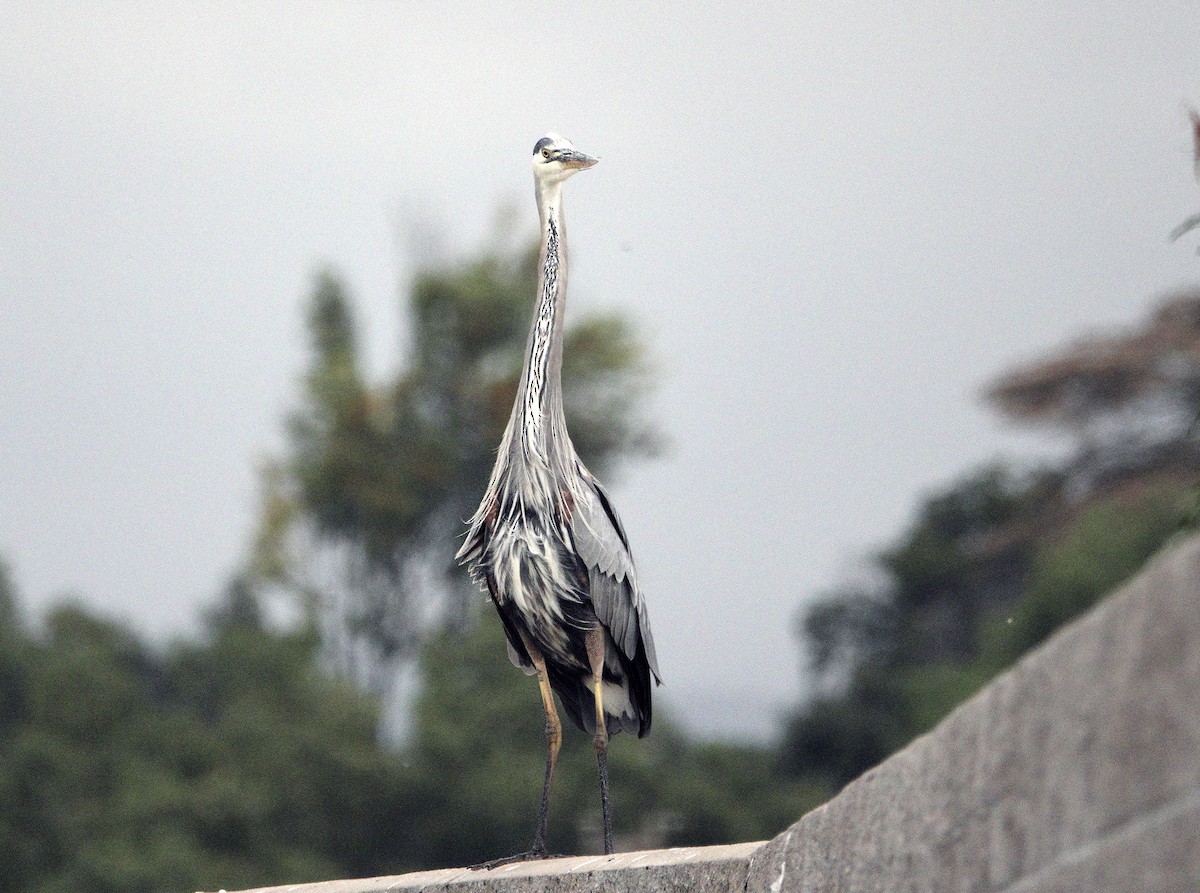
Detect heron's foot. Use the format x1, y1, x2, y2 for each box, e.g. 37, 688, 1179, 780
469, 847, 564, 871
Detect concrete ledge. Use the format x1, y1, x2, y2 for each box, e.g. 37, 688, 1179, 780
206, 533, 1200, 893
204, 843, 763, 892
743, 531, 1200, 892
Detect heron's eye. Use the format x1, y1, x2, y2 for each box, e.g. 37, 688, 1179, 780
541, 148, 552, 159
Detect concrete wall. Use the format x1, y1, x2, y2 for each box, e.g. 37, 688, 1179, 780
204, 532, 1200, 893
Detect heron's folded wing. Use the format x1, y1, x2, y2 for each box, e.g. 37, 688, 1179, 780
571, 477, 661, 682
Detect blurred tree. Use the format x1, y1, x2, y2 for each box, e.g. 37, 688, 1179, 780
255, 238, 660, 696
782, 470, 1190, 790
783, 290, 1200, 793
985, 289, 1200, 493
0, 559, 30, 890
0, 576, 416, 893
878, 464, 1043, 662
979, 484, 1185, 667
0, 558, 24, 734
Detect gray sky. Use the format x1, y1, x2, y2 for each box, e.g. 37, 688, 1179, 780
2, 2, 1199, 740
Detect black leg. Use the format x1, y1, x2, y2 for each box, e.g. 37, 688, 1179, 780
531, 703, 560, 856
595, 734, 613, 854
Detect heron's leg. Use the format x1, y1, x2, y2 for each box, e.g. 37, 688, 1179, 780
585, 626, 614, 855
521, 631, 562, 857
472, 631, 562, 871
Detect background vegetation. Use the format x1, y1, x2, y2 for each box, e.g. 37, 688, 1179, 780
2, 234, 1198, 892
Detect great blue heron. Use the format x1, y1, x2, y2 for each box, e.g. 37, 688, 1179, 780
457, 133, 661, 862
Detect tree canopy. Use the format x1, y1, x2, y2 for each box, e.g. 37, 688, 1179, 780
781, 292, 1200, 791
984, 288, 1200, 489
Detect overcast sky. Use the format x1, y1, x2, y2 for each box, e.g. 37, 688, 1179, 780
2, 2, 1199, 741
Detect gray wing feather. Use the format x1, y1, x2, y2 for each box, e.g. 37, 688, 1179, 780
571, 476, 662, 681
507, 638, 538, 675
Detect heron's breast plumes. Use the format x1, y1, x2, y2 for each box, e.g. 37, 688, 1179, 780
487, 507, 590, 665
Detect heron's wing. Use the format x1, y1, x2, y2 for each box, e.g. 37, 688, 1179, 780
571, 474, 661, 682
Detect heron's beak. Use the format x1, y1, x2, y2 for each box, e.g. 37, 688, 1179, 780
559, 150, 598, 170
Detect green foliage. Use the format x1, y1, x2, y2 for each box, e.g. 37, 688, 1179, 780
895, 663, 993, 736
783, 467, 1189, 794
881, 464, 1037, 609
0, 560, 26, 737
659, 741, 828, 847
802, 588, 896, 683
980, 485, 1186, 667
0, 579, 410, 893
778, 685, 897, 788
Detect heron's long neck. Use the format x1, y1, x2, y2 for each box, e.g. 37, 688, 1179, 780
519, 183, 569, 456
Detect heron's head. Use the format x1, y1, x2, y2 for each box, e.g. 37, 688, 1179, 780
532, 133, 597, 184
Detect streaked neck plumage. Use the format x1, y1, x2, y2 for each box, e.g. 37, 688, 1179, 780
457, 157, 590, 558
516, 178, 570, 461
